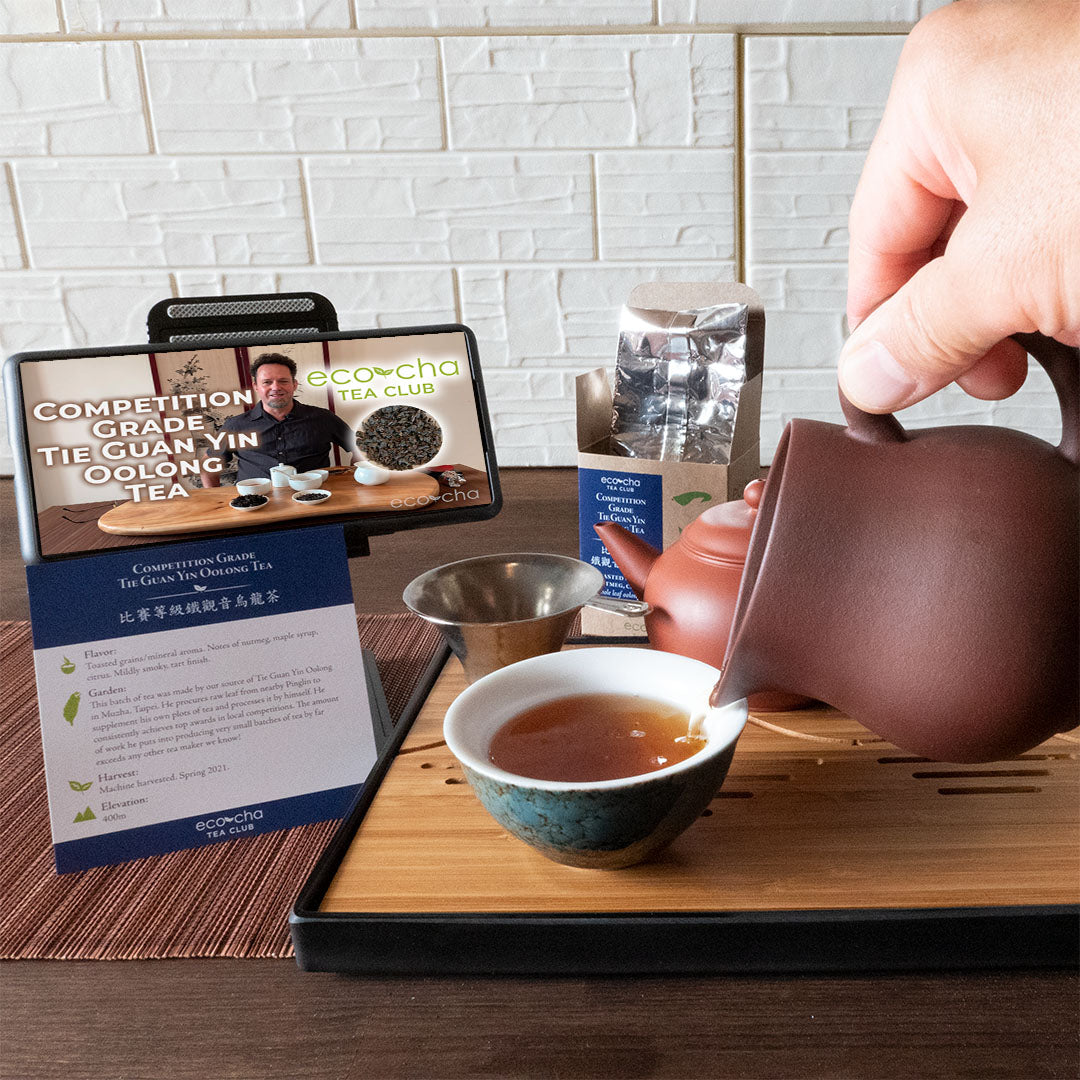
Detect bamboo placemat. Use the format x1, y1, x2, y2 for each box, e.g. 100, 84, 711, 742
0, 615, 443, 960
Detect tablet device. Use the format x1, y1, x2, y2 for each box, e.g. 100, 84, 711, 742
4, 324, 500, 563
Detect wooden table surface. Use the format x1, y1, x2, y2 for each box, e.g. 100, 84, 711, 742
95, 467, 440, 535
2, 469, 1077, 1080
27, 465, 489, 557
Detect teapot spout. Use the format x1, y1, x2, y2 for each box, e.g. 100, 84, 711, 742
594, 522, 659, 600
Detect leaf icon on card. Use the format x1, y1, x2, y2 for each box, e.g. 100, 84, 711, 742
69, 780, 93, 792
373, 367, 395, 377
672, 491, 712, 507
193, 585, 208, 592
63, 692, 81, 725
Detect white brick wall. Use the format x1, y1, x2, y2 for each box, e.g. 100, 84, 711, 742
0, 43, 148, 155
61, 1, 351, 32
0, 272, 175, 355
596, 150, 736, 260
442, 35, 735, 149
658, 0, 950, 22
0, 176, 23, 269
746, 36, 906, 151
308, 153, 595, 264
15, 158, 310, 266
351, 2, 654, 30
0, 0, 60, 35
142, 39, 444, 153
0, 2, 1063, 477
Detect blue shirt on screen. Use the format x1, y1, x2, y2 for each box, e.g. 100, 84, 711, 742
210, 400, 355, 481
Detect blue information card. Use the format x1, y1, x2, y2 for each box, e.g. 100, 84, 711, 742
26, 525, 376, 873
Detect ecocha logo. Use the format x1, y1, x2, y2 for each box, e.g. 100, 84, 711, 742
195, 807, 265, 838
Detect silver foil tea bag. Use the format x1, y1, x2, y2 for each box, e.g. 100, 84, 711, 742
610, 303, 750, 464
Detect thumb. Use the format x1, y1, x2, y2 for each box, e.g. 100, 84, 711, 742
839, 253, 1008, 413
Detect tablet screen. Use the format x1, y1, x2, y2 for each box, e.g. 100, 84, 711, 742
5, 325, 499, 561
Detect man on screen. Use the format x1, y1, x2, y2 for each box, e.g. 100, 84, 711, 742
201, 353, 356, 486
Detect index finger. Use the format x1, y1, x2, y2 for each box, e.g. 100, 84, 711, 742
846, 84, 962, 327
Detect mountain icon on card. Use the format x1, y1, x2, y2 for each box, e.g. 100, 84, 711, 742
73, 807, 96, 823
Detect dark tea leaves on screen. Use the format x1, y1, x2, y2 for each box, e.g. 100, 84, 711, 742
487, 693, 707, 782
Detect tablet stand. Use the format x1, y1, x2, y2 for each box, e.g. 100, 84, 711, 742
147, 292, 338, 344
146, 292, 369, 557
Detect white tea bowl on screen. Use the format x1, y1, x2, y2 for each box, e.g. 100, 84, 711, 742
289, 471, 324, 491
354, 463, 391, 486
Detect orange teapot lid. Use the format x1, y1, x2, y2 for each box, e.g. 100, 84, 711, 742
685, 479, 765, 563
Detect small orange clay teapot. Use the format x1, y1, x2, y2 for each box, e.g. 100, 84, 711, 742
610, 333, 1078, 762
595, 482, 811, 712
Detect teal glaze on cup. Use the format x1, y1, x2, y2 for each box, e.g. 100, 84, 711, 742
443, 648, 748, 870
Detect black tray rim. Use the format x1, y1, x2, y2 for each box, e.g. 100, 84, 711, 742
290, 646, 1080, 976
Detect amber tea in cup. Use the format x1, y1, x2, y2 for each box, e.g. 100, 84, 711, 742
487, 692, 707, 782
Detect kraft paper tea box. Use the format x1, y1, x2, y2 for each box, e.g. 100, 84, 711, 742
578, 282, 763, 638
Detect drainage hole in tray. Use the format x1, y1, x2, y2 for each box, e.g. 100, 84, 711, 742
937, 786, 1042, 796
913, 769, 1050, 780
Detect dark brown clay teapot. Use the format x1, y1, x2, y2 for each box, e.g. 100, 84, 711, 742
595, 481, 812, 712
608, 333, 1078, 762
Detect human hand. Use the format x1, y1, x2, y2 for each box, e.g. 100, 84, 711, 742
839, 0, 1080, 414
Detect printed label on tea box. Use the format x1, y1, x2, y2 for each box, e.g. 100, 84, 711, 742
578, 467, 662, 600
26, 525, 376, 873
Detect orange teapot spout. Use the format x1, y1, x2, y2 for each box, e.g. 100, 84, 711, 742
592, 522, 659, 599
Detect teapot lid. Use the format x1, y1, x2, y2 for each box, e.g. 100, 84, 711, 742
685, 479, 764, 563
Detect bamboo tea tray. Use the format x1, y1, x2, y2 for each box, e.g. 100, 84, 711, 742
98, 468, 439, 536
291, 645, 1080, 975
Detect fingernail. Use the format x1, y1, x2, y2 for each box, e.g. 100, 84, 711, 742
840, 340, 917, 411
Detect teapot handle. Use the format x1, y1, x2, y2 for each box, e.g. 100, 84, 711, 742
838, 392, 907, 445
1012, 332, 1079, 466
839, 332, 1079, 465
